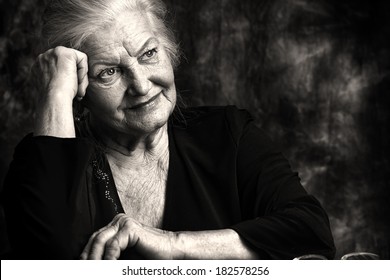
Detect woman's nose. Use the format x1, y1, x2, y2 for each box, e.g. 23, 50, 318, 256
125, 65, 152, 96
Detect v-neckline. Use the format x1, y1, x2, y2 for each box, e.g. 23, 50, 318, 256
96, 122, 179, 230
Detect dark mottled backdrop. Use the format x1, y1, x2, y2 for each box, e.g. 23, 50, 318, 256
1, 0, 389, 259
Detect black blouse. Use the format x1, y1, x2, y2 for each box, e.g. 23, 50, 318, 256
2, 106, 335, 259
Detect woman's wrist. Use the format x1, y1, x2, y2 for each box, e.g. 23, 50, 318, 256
34, 95, 75, 137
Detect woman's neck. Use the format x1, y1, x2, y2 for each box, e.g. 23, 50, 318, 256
88, 121, 170, 227
89, 120, 170, 169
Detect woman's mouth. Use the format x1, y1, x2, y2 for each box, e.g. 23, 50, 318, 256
128, 91, 162, 110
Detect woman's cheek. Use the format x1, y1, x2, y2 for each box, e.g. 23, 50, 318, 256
84, 82, 125, 112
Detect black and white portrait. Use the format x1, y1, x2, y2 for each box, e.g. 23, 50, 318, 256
0, 0, 389, 260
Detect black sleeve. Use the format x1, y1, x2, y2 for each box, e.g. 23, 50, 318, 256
1, 135, 94, 259
228, 109, 336, 259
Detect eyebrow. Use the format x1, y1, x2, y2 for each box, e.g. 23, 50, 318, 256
132, 37, 159, 57
89, 37, 159, 69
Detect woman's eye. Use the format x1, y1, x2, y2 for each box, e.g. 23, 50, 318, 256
145, 49, 156, 58
106, 68, 116, 75
99, 68, 118, 78
140, 48, 158, 61
97, 67, 122, 84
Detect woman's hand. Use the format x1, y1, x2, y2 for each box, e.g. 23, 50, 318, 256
80, 214, 180, 260
33, 46, 89, 102
32, 46, 89, 137
80, 214, 260, 260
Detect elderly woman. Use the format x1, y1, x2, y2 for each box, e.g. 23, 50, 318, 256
2, 0, 335, 260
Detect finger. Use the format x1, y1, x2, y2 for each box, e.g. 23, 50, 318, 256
80, 225, 117, 260
34, 47, 87, 101
103, 237, 121, 260
75, 50, 89, 99
80, 227, 104, 260
77, 75, 89, 101
80, 214, 125, 260
88, 226, 117, 260
101, 214, 129, 260
74, 50, 88, 83
73, 49, 88, 77
103, 219, 140, 260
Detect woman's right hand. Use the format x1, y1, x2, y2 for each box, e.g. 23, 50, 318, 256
34, 46, 89, 102
32, 46, 89, 137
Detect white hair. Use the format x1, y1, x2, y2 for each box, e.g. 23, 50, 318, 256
41, 0, 180, 68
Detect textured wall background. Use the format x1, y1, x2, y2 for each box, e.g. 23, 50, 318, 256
1, 0, 390, 259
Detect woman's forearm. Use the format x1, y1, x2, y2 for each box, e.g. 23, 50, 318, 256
34, 95, 76, 137
32, 46, 88, 138
174, 229, 259, 259
81, 214, 259, 260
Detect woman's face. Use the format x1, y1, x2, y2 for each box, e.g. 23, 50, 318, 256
82, 10, 176, 137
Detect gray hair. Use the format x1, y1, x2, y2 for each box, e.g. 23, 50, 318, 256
41, 0, 180, 68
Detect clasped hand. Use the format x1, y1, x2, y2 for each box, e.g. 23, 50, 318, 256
80, 213, 180, 260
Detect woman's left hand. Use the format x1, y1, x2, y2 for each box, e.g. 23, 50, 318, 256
80, 213, 180, 260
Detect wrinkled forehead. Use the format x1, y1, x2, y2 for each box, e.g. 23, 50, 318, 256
82, 10, 156, 56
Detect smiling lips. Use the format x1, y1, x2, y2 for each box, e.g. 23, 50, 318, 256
127, 91, 161, 109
